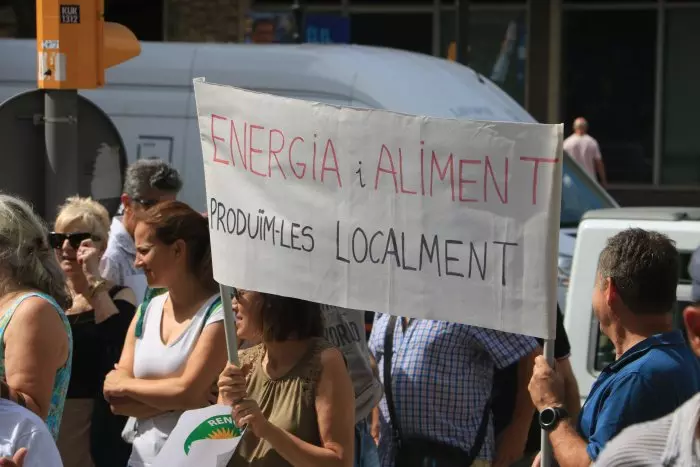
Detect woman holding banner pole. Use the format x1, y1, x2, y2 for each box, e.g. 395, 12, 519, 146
218, 289, 355, 467
102, 201, 228, 467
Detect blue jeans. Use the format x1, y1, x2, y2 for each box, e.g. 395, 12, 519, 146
355, 419, 380, 467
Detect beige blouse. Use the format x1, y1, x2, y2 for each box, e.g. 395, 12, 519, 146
228, 338, 332, 467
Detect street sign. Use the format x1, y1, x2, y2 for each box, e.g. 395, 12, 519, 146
0, 89, 127, 220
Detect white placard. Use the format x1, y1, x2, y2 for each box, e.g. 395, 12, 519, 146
152, 405, 244, 467
193, 79, 563, 339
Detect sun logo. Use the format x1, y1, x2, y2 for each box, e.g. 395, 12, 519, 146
184, 415, 243, 454
208, 428, 235, 440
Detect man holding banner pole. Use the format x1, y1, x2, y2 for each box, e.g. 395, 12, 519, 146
529, 229, 700, 467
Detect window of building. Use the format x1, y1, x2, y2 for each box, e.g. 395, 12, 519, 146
440, 9, 527, 105
351, 13, 432, 55
0, 0, 34, 38
661, 9, 700, 184
562, 10, 656, 185
253, 0, 343, 4
106, 0, 164, 41
564, 1, 656, 4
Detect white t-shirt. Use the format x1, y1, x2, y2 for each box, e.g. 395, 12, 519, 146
128, 293, 224, 467
0, 399, 63, 467
563, 133, 602, 179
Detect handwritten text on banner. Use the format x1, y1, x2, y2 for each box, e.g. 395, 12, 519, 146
193, 79, 563, 339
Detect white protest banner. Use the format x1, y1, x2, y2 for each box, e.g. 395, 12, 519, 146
193, 78, 563, 339
152, 405, 244, 467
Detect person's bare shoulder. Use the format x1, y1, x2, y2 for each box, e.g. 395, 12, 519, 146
4, 296, 68, 359
320, 346, 345, 367
6, 296, 66, 335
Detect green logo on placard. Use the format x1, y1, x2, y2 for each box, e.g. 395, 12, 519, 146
183, 415, 242, 455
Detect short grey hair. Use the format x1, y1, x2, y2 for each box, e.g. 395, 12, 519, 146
597, 228, 678, 315
0, 194, 71, 309
123, 158, 182, 199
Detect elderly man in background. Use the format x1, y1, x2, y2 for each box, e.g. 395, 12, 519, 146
99, 158, 182, 301
528, 229, 700, 467
592, 245, 700, 466
563, 117, 607, 187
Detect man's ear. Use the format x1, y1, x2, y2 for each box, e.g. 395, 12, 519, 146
683, 305, 700, 358
604, 277, 618, 307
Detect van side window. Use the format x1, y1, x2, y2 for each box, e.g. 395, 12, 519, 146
594, 299, 691, 371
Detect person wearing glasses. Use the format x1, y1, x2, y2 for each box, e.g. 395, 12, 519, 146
0, 194, 72, 440
50, 197, 138, 467
100, 158, 182, 303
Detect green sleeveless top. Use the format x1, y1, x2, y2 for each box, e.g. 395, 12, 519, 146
0, 292, 73, 440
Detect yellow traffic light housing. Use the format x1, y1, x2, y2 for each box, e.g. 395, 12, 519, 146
37, 0, 141, 89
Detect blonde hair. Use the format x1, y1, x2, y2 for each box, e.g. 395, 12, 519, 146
55, 196, 111, 245
0, 194, 71, 309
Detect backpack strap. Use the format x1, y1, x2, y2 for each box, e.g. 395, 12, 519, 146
134, 287, 167, 339
203, 296, 222, 323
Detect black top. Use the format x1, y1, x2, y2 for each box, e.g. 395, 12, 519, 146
491, 305, 571, 453
66, 286, 135, 399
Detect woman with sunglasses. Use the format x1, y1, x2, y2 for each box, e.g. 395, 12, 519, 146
51, 197, 138, 467
0, 194, 72, 440
103, 201, 227, 467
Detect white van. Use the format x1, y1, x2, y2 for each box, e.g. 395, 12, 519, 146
0, 39, 616, 306
565, 207, 700, 403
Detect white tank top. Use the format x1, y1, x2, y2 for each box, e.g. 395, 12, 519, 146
128, 292, 224, 467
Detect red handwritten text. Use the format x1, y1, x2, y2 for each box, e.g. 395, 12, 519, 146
210, 115, 343, 188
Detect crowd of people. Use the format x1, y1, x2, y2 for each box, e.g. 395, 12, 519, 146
0, 157, 699, 467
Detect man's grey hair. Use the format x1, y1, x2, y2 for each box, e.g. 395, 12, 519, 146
597, 228, 678, 315
123, 158, 182, 199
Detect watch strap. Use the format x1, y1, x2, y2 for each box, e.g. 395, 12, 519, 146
540, 406, 569, 431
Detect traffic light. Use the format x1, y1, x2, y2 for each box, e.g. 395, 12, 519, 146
36, 0, 141, 89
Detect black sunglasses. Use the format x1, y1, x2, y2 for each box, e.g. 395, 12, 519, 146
48, 232, 98, 249
132, 198, 159, 209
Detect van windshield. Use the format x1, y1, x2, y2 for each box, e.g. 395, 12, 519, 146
561, 155, 615, 228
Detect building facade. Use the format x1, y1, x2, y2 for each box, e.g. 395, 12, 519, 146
1, 0, 698, 205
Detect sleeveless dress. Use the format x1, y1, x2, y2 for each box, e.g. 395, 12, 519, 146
228, 338, 333, 467
0, 292, 73, 440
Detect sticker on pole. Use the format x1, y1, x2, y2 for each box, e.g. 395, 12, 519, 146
152, 405, 245, 467
60, 5, 80, 24
193, 79, 564, 339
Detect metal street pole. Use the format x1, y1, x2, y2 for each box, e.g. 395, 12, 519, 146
292, 0, 306, 44
44, 90, 79, 221
455, 0, 470, 66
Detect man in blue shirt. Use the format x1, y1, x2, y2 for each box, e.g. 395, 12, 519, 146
528, 228, 700, 467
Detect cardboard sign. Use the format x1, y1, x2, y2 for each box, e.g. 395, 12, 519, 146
193, 79, 563, 339
152, 405, 244, 467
